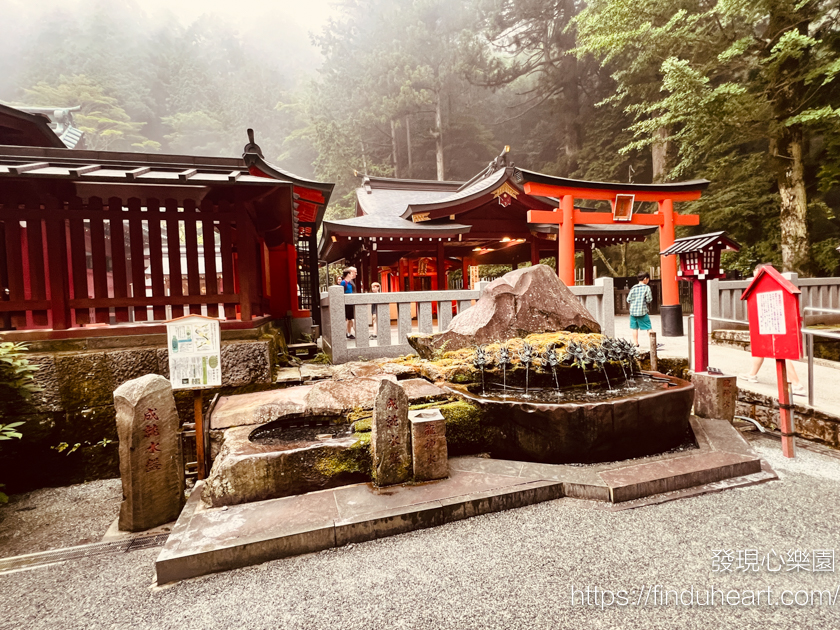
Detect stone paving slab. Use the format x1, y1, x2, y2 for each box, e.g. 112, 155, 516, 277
156, 417, 771, 584
331, 469, 531, 522
300, 364, 335, 381
211, 378, 447, 429
211, 385, 313, 429
599, 451, 761, 502
275, 367, 302, 384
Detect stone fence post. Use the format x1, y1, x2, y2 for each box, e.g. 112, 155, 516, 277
595, 276, 615, 337
326, 284, 348, 363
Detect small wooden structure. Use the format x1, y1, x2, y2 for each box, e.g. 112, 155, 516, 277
0, 106, 333, 339
660, 231, 740, 372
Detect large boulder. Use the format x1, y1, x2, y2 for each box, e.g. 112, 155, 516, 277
408, 264, 600, 359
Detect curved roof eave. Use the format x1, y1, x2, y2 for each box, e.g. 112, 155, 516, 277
401, 167, 511, 219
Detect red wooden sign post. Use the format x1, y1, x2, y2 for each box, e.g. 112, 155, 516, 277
741, 267, 803, 458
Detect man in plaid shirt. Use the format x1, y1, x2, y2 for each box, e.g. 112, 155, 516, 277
627, 271, 653, 347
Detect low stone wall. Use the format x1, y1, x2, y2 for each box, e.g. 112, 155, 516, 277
0, 323, 286, 493
736, 391, 840, 448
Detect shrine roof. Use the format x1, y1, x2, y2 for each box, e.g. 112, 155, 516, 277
0, 103, 65, 149
660, 231, 740, 256
356, 176, 463, 216
401, 168, 510, 218
0, 144, 322, 189
354, 167, 547, 219
320, 215, 470, 260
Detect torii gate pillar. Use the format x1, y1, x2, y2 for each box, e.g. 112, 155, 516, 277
558, 195, 575, 286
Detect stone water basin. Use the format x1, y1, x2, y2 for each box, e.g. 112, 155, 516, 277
201, 414, 370, 508
447, 372, 695, 464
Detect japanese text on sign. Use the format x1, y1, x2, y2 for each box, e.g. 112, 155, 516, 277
756, 291, 786, 335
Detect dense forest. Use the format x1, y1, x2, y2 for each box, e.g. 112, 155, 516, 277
2, 0, 839, 276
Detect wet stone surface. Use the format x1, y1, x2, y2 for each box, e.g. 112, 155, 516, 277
249, 418, 354, 450
467, 376, 669, 404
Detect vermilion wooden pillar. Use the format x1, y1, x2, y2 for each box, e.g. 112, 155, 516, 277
658, 198, 678, 307
558, 194, 575, 286
462, 257, 470, 289
692, 279, 709, 372
530, 237, 540, 267
583, 246, 594, 286
437, 241, 446, 290
408, 258, 416, 291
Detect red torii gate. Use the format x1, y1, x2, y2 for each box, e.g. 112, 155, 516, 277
518, 170, 709, 336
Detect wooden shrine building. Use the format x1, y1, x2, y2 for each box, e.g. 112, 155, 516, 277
319, 152, 685, 297
0, 105, 334, 339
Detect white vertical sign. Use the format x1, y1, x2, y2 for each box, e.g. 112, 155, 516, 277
165, 315, 222, 389
756, 291, 786, 335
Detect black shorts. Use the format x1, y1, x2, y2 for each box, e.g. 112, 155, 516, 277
345, 305, 354, 321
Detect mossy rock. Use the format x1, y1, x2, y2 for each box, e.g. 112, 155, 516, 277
314, 432, 372, 479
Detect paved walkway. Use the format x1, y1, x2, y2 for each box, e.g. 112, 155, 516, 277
2, 434, 840, 629
614, 315, 840, 417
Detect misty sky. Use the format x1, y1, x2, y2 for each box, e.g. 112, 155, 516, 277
2, 0, 340, 74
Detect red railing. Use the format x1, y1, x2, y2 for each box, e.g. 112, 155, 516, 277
0, 196, 267, 332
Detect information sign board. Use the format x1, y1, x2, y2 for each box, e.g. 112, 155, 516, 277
165, 315, 222, 390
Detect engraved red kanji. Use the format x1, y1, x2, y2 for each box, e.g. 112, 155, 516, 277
427, 452, 438, 464
145, 457, 161, 472
387, 398, 397, 410
143, 424, 159, 438
389, 434, 401, 447
147, 442, 161, 454
144, 408, 160, 423
386, 414, 399, 429
388, 451, 401, 464
423, 424, 437, 436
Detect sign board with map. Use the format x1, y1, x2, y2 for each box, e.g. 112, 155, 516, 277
165, 315, 222, 390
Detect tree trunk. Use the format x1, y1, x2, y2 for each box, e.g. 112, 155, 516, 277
434, 90, 444, 181
771, 125, 809, 273
594, 248, 618, 277
390, 118, 400, 178
651, 126, 669, 183
405, 115, 413, 176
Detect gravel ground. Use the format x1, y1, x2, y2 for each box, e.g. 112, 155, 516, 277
2, 438, 840, 629
0, 479, 122, 558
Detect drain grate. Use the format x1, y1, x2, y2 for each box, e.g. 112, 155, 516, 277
0, 533, 169, 574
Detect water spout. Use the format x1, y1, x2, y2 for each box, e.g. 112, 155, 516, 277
542, 345, 561, 395
498, 345, 512, 399
519, 342, 534, 397
473, 345, 489, 395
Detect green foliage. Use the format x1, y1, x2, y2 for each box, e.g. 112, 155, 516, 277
0, 343, 41, 412
574, 0, 840, 274
0, 343, 39, 503
23, 75, 160, 151
0, 423, 24, 441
